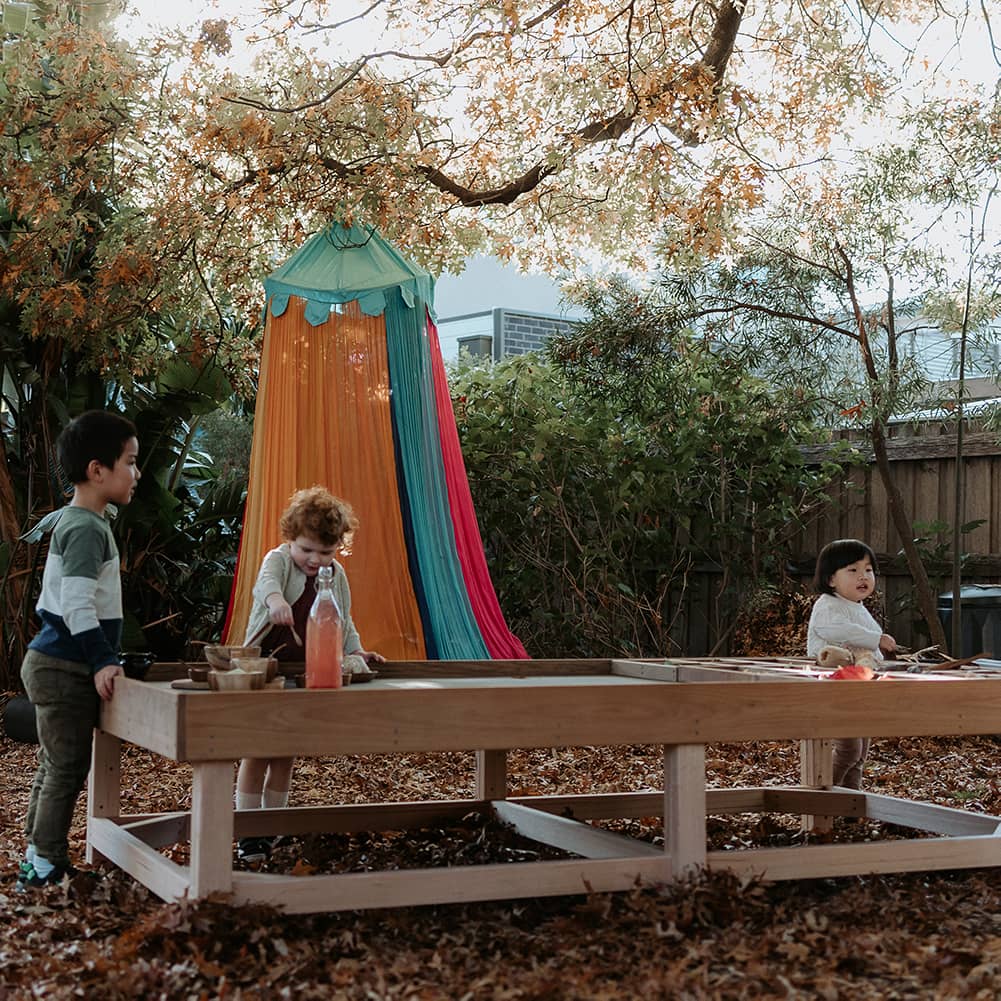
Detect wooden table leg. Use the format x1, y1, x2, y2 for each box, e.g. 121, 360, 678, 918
664, 744, 706, 879
799, 738, 835, 832
87, 729, 121, 864
189, 761, 236, 899
475, 750, 507, 800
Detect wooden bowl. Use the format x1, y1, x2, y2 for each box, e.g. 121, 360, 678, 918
208, 669, 265, 691
188, 665, 210, 684
203, 644, 261, 670
231, 656, 279, 682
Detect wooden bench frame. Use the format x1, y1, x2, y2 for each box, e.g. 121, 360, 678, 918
87, 658, 1001, 913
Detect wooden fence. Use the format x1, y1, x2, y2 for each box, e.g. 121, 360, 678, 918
672, 424, 1001, 656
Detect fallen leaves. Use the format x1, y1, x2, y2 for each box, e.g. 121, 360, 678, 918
6, 696, 1001, 997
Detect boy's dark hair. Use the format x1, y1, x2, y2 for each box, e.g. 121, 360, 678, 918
813, 538, 878, 594
57, 410, 138, 485
280, 486, 358, 547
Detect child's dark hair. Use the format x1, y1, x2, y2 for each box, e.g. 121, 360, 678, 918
57, 410, 138, 485
280, 486, 358, 547
813, 538, 878, 594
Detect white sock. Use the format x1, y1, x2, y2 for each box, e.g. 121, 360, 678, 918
25, 844, 36, 863
235, 791, 261, 811
262, 788, 289, 810
31, 853, 55, 878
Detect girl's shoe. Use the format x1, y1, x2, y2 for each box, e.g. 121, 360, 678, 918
236, 837, 272, 864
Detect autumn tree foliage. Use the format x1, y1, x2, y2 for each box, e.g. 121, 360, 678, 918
137, 0, 933, 304
4, 1, 981, 348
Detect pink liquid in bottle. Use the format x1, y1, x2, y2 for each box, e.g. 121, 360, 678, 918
306, 566, 343, 689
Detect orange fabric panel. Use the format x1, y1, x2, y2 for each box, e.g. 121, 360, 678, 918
225, 297, 427, 660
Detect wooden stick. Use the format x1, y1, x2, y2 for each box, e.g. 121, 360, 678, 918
908, 652, 990, 672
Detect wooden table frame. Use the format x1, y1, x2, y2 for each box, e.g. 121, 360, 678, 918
87, 657, 1001, 913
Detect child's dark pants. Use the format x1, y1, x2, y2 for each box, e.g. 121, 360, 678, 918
21, 650, 99, 867
832, 736, 870, 790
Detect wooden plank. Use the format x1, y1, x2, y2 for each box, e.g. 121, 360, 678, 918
675, 665, 761, 683
760, 787, 864, 816
914, 456, 941, 544
98, 682, 182, 759
493, 801, 663, 859
862, 791, 1001, 836
665, 744, 705, 878
966, 457, 993, 555
165, 677, 1001, 760
87, 729, 121, 864
993, 452, 1001, 553
189, 762, 236, 898
362, 659, 616, 678
868, 463, 889, 553
228, 856, 673, 912
799, 430, 1001, 464
229, 800, 483, 837
510, 791, 665, 819
799, 738, 835, 832
843, 463, 867, 540
120, 813, 191, 849
475, 750, 507, 799
705, 788, 768, 813
708, 834, 1001, 882
88, 817, 191, 902
611, 660, 678, 682
146, 662, 188, 683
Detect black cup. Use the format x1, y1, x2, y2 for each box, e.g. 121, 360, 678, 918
119, 651, 155, 680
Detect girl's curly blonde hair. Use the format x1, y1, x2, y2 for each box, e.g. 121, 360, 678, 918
280, 487, 358, 550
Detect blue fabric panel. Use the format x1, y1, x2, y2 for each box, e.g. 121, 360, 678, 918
388, 389, 438, 660
384, 293, 489, 659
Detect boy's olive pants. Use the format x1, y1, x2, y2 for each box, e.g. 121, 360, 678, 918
20, 650, 99, 867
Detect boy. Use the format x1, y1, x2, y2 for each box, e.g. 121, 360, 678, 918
17, 410, 140, 889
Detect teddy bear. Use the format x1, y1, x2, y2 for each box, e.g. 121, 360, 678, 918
816, 644, 878, 679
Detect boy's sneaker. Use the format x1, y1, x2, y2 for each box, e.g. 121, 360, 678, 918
16, 861, 76, 890
236, 837, 272, 864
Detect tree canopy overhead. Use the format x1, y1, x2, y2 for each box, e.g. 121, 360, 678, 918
2, 0, 997, 372
140, 0, 970, 285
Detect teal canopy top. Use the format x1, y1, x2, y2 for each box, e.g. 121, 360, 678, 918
264, 222, 437, 325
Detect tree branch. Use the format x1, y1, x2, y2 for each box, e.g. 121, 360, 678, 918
418, 1, 746, 206
225, 1, 746, 209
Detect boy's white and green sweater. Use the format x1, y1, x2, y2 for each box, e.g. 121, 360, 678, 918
28, 506, 123, 672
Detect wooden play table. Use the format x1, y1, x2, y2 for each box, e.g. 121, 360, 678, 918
87, 657, 1001, 913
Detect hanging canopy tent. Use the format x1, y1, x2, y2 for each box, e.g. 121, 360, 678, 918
224, 223, 528, 661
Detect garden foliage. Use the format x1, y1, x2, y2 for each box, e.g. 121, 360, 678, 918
450, 290, 839, 658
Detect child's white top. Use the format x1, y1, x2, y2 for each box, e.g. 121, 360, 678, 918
806, 592, 884, 659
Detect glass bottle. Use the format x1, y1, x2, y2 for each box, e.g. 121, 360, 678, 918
306, 565, 343, 688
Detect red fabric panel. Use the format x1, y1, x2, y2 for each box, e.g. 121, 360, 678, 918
427, 316, 529, 659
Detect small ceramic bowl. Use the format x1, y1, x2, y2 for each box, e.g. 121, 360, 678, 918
188, 665, 210, 684
203, 644, 261, 670
231, 656, 279, 682
208, 669, 265, 691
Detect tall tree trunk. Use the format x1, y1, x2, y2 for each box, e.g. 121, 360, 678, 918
870, 422, 948, 651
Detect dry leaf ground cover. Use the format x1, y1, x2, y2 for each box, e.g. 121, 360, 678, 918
5, 690, 1001, 999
